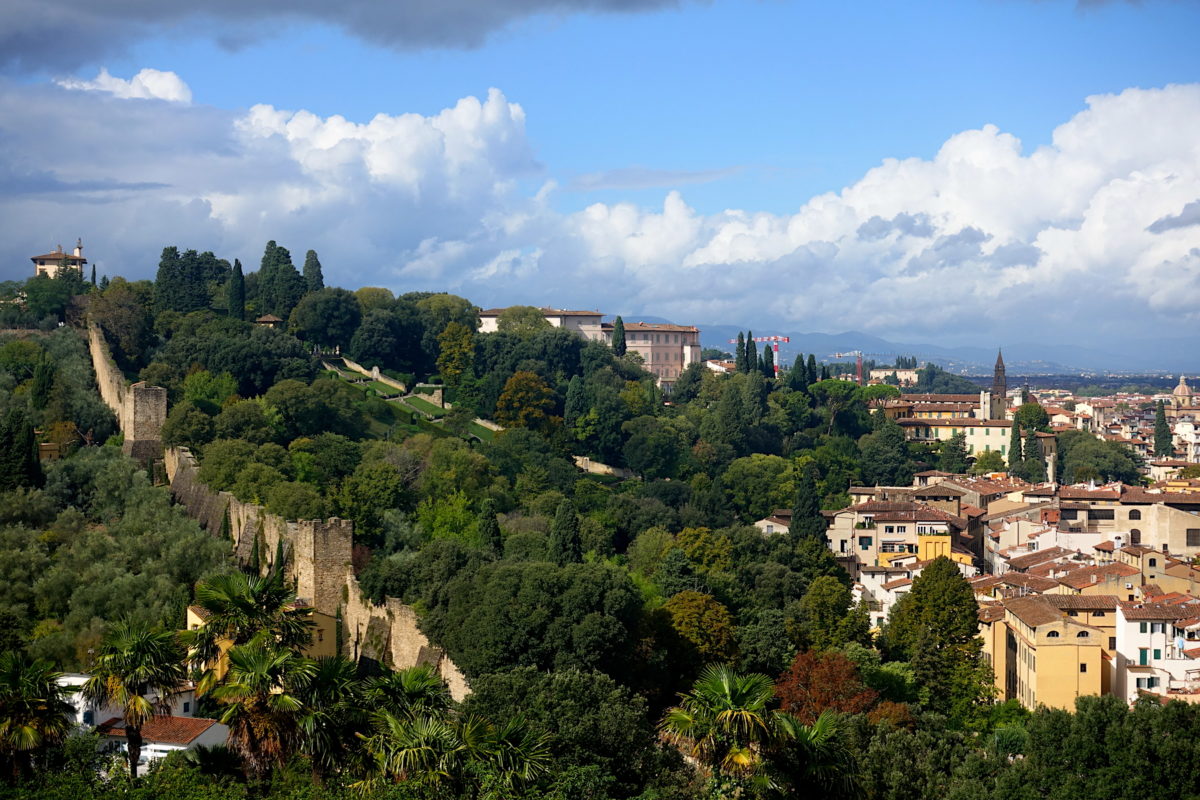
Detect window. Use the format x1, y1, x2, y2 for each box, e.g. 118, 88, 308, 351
1136, 677, 1160, 689
1109, 637, 1117, 650
1188, 529, 1200, 548
1152, 623, 1166, 634
885, 525, 895, 534
1047, 630, 1061, 638
1149, 558, 1158, 568
860, 537, 873, 550
1140, 648, 1149, 666
1131, 530, 1142, 545
1068, 610, 1078, 617
1077, 631, 1090, 638
1095, 611, 1106, 617
1154, 648, 1162, 660
1129, 509, 1142, 520
83, 710, 94, 726
1090, 509, 1115, 520
183, 701, 191, 714
1080, 663, 1088, 673
1140, 622, 1148, 634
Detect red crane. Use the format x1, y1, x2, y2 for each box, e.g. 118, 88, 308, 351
727, 335, 791, 376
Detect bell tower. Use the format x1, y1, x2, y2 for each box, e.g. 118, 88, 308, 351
991, 350, 1006, 420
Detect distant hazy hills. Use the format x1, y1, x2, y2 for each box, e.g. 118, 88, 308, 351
613, 316, 1193, 375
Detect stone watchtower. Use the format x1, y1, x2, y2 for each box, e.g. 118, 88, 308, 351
990, 349, 1007, 420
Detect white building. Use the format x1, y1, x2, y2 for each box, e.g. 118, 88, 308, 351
96, 716, 229, 768
31, 240, 87, 278
1112, 602, 1200, 703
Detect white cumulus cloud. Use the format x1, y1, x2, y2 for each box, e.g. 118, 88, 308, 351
0, 77, 1197, 347
57, 67, 192, 103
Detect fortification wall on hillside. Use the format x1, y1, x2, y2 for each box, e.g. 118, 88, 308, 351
87, 323, 166, 459
165, 447, 468, 698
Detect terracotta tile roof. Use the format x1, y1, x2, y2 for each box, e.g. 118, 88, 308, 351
881, 578, 912, 591
961, 503, 985, 517
1059, 485, 1123, 500
479, 307, 601, 316
913, 470, 955, 477
1005, 596, 1065, 627
1006, 546, 1073, 571
999, 573, 1061, 592
910, 484, 967, 497
1044, 594, 1119, 610
1057, 562, 1140, 590
97, 715, 219, 746
1119, 602, 1198, 621
902, 394, 980, 403
898, 418, 1012, 428
978, 604, 1007, 623
31, 251, 86, 262
1121, 545, 1156, 557
1094, 540, 1115, 552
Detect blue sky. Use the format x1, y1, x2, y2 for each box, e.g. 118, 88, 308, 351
1, 0, 1199, 349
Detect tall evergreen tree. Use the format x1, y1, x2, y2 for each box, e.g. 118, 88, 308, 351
735, 332, 746, 372
549, 500, 582, 565
760, 343, 775, 377
227, 259, 245, 321
939, 432, 970, 474
90, 264, 96, 286
789, 467, 826, 540
564, 375, 588, 428
611, 316, 627, 356
1023, 428, 1047, 482
806, 354, 818, 387
0, 408, 42, 491
302, 249, 325, 293
30, 356, 53, 410
1155, 400, 1173, 458
746, 331, 758, 374
1008, 422, 1023, 474
257, 240, 306, 318
478, 499, 502, 558
154, 246, 210, 313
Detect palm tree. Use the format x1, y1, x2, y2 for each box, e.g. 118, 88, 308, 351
771, 710, 855, 795
0, 652, 75, 782
81, 622, 187, 779
210, 641, 315, 780
294, 656, 365, 783
660, 664, 780, 781
362, 665, 452, 720
185, 569, 314, 692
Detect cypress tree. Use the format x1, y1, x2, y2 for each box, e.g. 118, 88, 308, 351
478, 499, 502, 558
549, 500, 582, 565
1023, 428, 1046, 482
90, 264, 96, 286
820, 364, 830, 381
564, 375, 587, 428
30, 356, 53, 410
303, 249, 325, 293
735, 332, 746, 372
257, 240, 305, 318
227, 259, 245, 321
0, 408, 42, 491
1008, 422, 1022, 473
612, 316, 627, 356
789, 467, 826, 540
806, 354, 818, 386
1155, 400, 1173, 457
746, 331, 758, 374
760, 343, 775, 377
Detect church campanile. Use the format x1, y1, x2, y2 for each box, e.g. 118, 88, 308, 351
991, 350, 1006, 419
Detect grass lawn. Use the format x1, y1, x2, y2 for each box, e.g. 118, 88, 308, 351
404, 395, 448, 417
469, 422, 497, 442
367, 380, 402, 397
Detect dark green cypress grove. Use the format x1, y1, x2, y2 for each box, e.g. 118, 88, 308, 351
227, 259, 245, 321
303, 250, 325, 293
806, 354, 818, 386
257, 240, 305, 318
1023, 428, 1047, 482
746, 331, 758, 374
760, 343, 775, 377
612, 316, 627, 356
735, 332, 746, 372
1155, 400, 1173, 457
549, 500, 582, 565
564, 375, 587, 428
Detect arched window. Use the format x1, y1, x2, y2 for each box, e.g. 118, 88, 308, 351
1047, 630, 1061, 638
1077, 631, 1090, 638
1129, 509, 1142, 520
1131, 529, 1142, 544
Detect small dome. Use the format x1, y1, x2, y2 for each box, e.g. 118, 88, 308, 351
1174, 376, 1193, 398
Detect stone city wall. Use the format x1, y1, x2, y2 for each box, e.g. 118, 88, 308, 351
87, 322, 166, 459
164, 447, 468, 698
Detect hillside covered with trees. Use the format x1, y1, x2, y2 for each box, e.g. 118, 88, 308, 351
0, 244, 1182, 800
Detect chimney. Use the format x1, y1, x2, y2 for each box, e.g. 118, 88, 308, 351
74, 238, 83, 258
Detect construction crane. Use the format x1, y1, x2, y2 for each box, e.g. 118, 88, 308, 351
727, 335, 791, 376
831, 351, 901, 386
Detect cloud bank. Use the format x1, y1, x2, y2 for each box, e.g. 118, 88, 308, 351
1, 74, 1198, 346
0, 0, 687, 72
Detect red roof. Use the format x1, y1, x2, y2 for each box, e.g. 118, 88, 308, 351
97, 715, 219, 746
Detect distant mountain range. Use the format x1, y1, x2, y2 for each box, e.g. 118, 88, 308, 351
614, 316, 1195, 375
